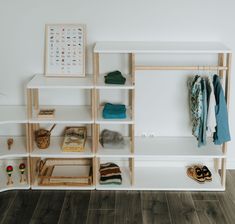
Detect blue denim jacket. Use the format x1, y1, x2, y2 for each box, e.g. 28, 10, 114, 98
213, 75, 231, 145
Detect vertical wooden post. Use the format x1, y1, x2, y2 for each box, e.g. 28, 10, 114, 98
129, 53, 135, 185
93, 52, 99, 120
221, 53, 232, 188
33, 89, 39, 111
27, 157, 31, 186
92, 157, 97, 186
27, 89, 33, 119
214, 54, 225, 173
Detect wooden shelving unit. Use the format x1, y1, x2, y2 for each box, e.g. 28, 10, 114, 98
0, 41, 231, 192
27, 74, 96, 190
93, 41, 232, 191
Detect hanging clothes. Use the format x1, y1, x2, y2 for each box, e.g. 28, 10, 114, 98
189, 75, 203, 140
213, 75, 231, 145
206, 76, 217, 136
198, 78, 207, 146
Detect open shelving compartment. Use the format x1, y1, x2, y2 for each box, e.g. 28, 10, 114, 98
0, 106, 30, 192
27, 74, 96, 190
94, 41, 232, 191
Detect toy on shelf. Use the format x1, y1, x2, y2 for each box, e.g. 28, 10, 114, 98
6, 165, 14, 185
19, 163, 26, 183
7, 138, 14, 150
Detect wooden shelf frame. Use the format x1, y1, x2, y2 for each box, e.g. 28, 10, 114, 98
93, 50, 136, 186
26, 76, 96, 189
94, 41, 232, 191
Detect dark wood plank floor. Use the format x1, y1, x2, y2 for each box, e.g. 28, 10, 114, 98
1, 171, 235, 224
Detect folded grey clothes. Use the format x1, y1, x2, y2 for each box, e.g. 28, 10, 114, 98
99, 129, 125, 149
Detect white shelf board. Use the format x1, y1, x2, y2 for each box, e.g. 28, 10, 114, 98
0, 106, 27, 124
0, 136, 28, 158
96, 138, 132, 158
29, 106, 93, 124
94, 41, 231, 54
96, 107, 133, 124
31, 137, 93, 158
96, 74, 134, 89
96, 166, 131, 190
134, 166, 224, 191
27, 74, 94, 89
0, 165, 30, 192
134, 137, 224, 159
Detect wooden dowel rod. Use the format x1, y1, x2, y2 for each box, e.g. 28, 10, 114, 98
135, 66, 228, 71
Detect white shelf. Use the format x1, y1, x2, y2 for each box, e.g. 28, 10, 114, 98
0, 106, 27, 124
31, 137, 93, 158
27, 74, 94, 89
96, 74, 134, 89
0, 136, 28, 158
134, 166, 223, 191
0, 164, 30, 192
94, 41, 231, 54
96, 107, 133, 124
29, 105, 93, 124
135, 137, 224, 159
96, 166, 131, 190
96, 138, 131, 158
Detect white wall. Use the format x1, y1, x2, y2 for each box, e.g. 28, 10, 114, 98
0, 0, 235, 167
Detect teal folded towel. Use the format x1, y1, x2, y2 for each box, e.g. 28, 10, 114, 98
103, 103, 126, 119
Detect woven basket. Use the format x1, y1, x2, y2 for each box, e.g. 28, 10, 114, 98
35, 129, 51, 149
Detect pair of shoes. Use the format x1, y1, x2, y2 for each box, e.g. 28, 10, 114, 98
187, 165, 212, 183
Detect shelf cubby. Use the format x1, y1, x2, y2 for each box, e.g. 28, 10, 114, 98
0, 157, 30, 192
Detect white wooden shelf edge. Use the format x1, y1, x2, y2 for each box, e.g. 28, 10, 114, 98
27, 74, 94, 89
94, 41, 231, 54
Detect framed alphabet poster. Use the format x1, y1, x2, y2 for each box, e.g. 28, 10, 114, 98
45, 24, 86, 77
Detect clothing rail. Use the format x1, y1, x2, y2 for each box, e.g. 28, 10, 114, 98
135, 66, 228, 71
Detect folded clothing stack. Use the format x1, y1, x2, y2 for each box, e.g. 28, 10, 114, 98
102, 103, 126, 119
99, 162, 122, 185
104, 70, 126, 85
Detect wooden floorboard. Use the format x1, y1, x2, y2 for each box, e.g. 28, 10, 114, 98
1, 190, 41, 224
30, 191, 65, 224
166, 192, 200, 224
115, 191, 143, 224
87, 209, 115, 224
194, 200, 229, 224
0, 171, 235, 224
0, 191, 17, 222
89, 190, 116, 210
141, 192, 171, 224
58, 191, 91, 224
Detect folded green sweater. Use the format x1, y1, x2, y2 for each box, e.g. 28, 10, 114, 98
104, 70, 126, 85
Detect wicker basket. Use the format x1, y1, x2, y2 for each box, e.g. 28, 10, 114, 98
34, 124, 56, 149
35, 129, 51, 149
